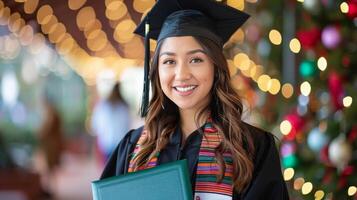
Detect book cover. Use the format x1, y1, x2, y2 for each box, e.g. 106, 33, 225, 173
92, 159, 193, 200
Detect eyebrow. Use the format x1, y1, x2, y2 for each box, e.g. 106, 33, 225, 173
159, 49, 207, 57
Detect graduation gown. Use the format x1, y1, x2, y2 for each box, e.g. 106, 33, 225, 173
100, 122, 289, 200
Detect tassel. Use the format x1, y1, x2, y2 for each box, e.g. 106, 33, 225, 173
140, 20, 150, 117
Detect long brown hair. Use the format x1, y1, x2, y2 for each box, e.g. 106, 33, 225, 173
131, 36, 255, 192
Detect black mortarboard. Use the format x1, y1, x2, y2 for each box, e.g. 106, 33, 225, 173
134, 0, 250, 117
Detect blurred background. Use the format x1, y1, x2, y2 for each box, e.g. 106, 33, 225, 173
0, 0, 356, 199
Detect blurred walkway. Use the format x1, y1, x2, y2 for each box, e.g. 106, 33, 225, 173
54, 152, 102, 200
33, 150, 102, 200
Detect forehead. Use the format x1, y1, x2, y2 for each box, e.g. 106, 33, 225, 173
159, 36, 203, 53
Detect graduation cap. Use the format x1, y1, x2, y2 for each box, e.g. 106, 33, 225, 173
134, 0, 250, 117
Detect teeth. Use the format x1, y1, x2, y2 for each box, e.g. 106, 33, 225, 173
175, 86, 196, 92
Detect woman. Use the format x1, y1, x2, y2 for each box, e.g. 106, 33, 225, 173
101, 0, 289, 199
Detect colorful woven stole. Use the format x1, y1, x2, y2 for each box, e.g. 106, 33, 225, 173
128, 121, 233, 200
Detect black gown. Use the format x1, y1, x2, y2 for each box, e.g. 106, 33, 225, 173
100, 122, 289, 200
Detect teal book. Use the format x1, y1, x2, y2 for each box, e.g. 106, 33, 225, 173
91, 160, 193, 200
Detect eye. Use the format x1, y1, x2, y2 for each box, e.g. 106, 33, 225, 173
190, 57, 203, 63
163, 59, 175, 65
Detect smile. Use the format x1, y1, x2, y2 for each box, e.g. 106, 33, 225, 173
174, 85, 197, 92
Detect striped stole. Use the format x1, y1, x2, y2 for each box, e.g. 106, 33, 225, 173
128, 122, 233, 200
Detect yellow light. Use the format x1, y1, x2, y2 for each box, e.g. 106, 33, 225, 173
297, 0, 304, 2
0, 7, 11, 25
24, 0, 39, 14
340, 2, 349, 13
105, 1, 127, 20
105, 0, 123, 7
227, 0, 244, 11
114, 19, 136, 43
233, 53, 249, 69
269, 78, 281, 95
300, 81, 311, 96
282, 83, 294, 98
122, 36, 144, 59
257, 74, 271, 92
37, 5, 53, 24
302, 182, 313, 195
84, 19, 102, 38
317, 57, 327, 71
56, 33, 75, 55
249, 63, 257, 78
240, 60, 254, 77
48, 23, 66, 43
9, 17, 25, 34
294, 178, 305, 190
269, 29, 282, 45
343, 96, 353, 107
19, 25, 34, 45
41, 15, 58, 34
8, 12, 21, 25
87, 31, 108, 51
231, 28, 245, 44
133, 0, 155, 13
315, 190, 325, 200
280, 120, 292, 135
252, 65, 263, 82
76, 6, 96, 31
348, 186, 357, 196
68, 0, 87, 10
290, 38, 301, 53
283, 168, 294, 181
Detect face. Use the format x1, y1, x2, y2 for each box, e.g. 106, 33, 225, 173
158, 36, 214, 112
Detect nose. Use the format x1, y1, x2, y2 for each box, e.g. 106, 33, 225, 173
175, 62, 192, 81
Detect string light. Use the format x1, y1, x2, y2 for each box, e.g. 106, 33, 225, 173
289, 38, 301, 53
113, 19, 136, 43
294, 178, 305, 190
257, 74, 271, 92
300, 81, 311, 96
76, 6, 96, 31
317, 57, 327, 71
233, 53, 249, 69
282, 83, 294, 98
280, 120, 292, 135
105, 0, 127, 20
348, 186, 357, 196
340, 2, 349, 13
36, 5, 53, 24
269, 29, 282, 45
68, 0, 87, 10
133, 0, 155, 13
302, 182, 313, 195
227, 0, 244, 11
315, 190, 325, 200
343, 96, 353, 107
24, 0, 39, 14
283, 168, 294, 181
269, 78, 281, 95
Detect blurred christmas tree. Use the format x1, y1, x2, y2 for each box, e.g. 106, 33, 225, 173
272, 0, 357, 199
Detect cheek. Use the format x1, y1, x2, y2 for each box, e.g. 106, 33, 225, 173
158, 69, 171, 90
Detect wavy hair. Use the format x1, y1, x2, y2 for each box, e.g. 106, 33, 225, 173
131, 36, 255, 192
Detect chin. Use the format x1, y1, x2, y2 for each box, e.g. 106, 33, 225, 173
172, 101, 195, 110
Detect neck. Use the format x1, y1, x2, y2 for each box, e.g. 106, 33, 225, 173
179, 108, 208, 140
